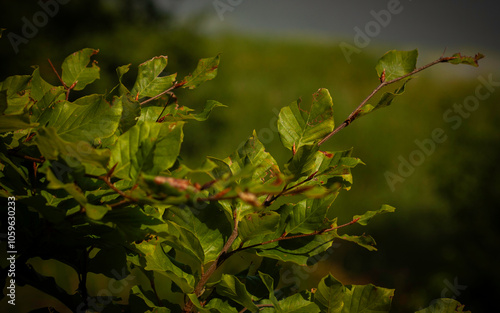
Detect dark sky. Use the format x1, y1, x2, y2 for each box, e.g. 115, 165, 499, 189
162, 0, 500, 65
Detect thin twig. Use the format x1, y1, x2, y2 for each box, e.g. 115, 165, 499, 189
263, 171, 318, 207
233, 217, 361, 254
318, 56, 448, 146
7, 150, 45, 163
48, 58, 65, 86
155, 93, 174, 122
140, 81, 186, 106
85, 164, 138, 202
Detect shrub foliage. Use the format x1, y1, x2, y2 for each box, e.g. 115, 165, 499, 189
0, 36, 483, 312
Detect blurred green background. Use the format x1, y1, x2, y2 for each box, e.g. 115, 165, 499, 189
1, 1, 499, 312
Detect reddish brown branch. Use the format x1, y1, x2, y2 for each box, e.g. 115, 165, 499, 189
263, 171, 318, 207
184, 209, 240, 312
318, 56, 451, 146
85, 164, 138, 202
48, 58, 65, 86
235, 217, 361, 254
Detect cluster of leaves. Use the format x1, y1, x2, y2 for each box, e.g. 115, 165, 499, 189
0, 35, 482, 312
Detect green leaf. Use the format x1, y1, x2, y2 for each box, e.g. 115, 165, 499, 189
61, 48, 100, 90
131, 285, 170, 312
35, 127, 110, 168
285, 146, 363, 189
415, 298, 470, 313
160, 100, 226, 122
358, 80, 409, 117
182, 54, 221, 89
239, 212, 280, 246
45, 167, 110, 220
169, 158, 217, 178
259, 272, 280, 308
256, 231, 337, 265
134, 240, 195, 293
110, 121, 184, 181
204, 298, 239, 313
131, 55, 176, 99
115, 64, 131, 95
375, 49, 418, 81
30, 85, 66, 123
0, 110, 38, 133
30, 66, 56, 101
148, 221, 205, 269
209, 130, 281, 193
354, 205, 396, 226
314, 274, 344, 313
282, 194, 336, 234
0, 74, 31, 114
336, 233, 378, 251
37, 94, 122, 143
216, 274, 259, 312
229, 130, 280, 180
116, 95, 141, 133
341, 284, 394, 313
278, 293, 320, 313
165, 203, 231, 264
445, 52, 484, 67
278, 88, 334, 151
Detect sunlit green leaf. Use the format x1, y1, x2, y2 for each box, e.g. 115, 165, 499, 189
37, 94, 122, 142
239, 212, 280, 246
182, 54, 221, 89
35, 126, 110, 168
278, 88, 334, 151
336, 233, 377, 251
445, 52, 484, 67
61, 48, 100, 90
134, 239, 195, 293
256, 231, 337, 265
358, 80, 409, 117
30, 66, 55, 101
375, 49, 418, 81
110, 121, 184, 181
314, 274, 344, 313
115, 94, 141, 133
354, 205, 396, 226
131, 55, 176, 99
277, 293, 320, 313
282, 194, 336, 234
341, 284, 394, 313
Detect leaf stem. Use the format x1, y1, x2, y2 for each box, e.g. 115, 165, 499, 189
140, 81, 185, 106
318, 56, 448, 146
85, 164, 138, 202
